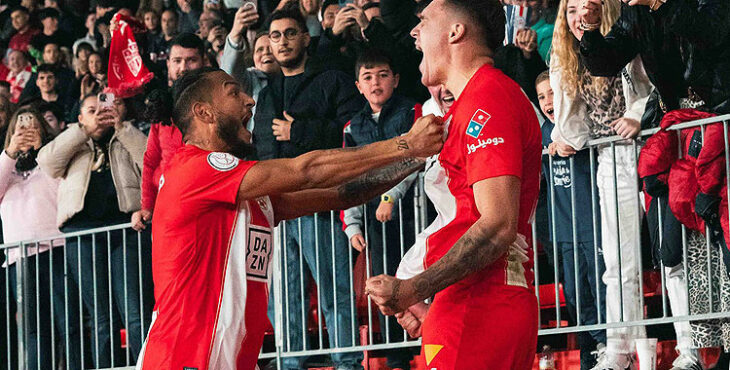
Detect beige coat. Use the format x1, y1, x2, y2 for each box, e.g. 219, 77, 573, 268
38, 122, 147, 227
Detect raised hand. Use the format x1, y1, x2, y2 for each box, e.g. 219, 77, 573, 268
578, 0, 603, 28
515, 28, 538, 58
403, 114, 445, 158
229, 5, 260, 46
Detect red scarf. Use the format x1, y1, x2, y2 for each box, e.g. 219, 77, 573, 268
108, 13, 153, 99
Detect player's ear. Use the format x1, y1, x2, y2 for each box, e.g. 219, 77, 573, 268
394, 73, 400, 89
192, 102, 216, 124
448, 23, 466, 45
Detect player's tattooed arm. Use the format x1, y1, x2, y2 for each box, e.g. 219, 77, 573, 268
272, 157, 425, 222
336, 157, 424, 206
239, 115, 443, 202
366, 176, 522, 315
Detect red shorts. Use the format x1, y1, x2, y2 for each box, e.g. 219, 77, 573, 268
420, 281, 538, 370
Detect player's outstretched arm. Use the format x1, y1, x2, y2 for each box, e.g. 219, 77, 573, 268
237, 114, 444, 203
366, 176, 522, 315
270, 156, 425, 223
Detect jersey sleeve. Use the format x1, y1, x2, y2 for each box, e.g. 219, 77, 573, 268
187, 152, 257, 207
464, 103, 524, 187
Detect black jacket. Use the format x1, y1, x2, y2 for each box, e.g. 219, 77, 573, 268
252, 57, 364, 160
579, 1, 730, 114
343, 94, 418, 147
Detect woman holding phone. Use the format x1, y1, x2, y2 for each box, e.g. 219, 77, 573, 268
0, 107, 83, 370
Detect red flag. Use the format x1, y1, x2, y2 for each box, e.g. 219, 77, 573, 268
107, 13, 153, 99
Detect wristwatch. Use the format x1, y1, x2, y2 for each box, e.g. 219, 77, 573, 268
381, 194, 394, 204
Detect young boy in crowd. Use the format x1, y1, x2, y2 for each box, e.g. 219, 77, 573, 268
536, 71, 606, 369
342, 48, 420, 370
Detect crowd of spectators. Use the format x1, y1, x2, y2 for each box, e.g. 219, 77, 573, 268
0, 0, 727, 369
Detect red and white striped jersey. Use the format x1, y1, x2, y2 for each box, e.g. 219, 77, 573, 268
137, 145, 274, 370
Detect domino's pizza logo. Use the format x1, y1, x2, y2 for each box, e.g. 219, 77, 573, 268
207, 152, 240, 172
466, 109, 491, 139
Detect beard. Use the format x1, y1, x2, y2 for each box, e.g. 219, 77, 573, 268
216, 114, 256, 159
278, 49, 306, 69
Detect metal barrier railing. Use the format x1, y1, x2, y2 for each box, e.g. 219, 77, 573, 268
2, 113, 730, 369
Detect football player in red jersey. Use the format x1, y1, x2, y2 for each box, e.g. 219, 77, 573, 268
135, 67, 444, 370
365, 0, 543, 369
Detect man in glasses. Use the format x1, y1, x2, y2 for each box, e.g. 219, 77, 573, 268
252, 8, 365, 370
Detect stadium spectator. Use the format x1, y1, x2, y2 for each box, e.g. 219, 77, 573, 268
72, 42, 94, 79
142, 8, 161, 35
37, 93, 153, 368
578, 0, 730, 116
148, 9, 179, 69
342, 49, 418, 370
166, 32, 205, 85
254, 8, 364, 370
37, 101, 66, 134
0, 96, 12, 141
197, 8, 223, 41
4, 49, 32, 103
0, 107, 82, 370
22, 64, 75, 113
549, 0, 702, 369
7, 6, 39, 53
130, 34, 203, 231
29, 7, 73, 51
537, 70, 606, 369
320, 0, 340, 29
18, 43, 76, 105
177, 0, 202, 34
72, 12, 98, 53
220, 6, 276, 132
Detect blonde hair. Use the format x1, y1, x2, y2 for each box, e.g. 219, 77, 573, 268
551, 0, 621, 98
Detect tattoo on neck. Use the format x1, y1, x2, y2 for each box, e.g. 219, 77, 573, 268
396, 139, 409, 151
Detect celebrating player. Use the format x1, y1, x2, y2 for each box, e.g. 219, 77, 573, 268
135, 67, 444, 370
365, 0, 542, 369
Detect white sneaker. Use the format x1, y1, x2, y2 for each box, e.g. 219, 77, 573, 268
671, 352, 704, 370
590, 344, 635, 370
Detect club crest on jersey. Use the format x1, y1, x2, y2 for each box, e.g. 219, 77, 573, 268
466, 109, 491, 139
207, 152, 239, 172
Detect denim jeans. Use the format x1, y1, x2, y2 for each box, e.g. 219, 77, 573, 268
9, 249, 83, 370
270, 213, 362, 369
62, 227, 154, 368
559, 241, 607, 369
365, 199, 414, 370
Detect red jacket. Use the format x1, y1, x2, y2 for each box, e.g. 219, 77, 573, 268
638, 109, 729, 247
141, 123, 183, 211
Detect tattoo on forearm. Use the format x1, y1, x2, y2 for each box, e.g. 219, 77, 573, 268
337, 157, 424, 205
410, 223, 507, 301
385, 279, 402, 310
396, 139, 409, 151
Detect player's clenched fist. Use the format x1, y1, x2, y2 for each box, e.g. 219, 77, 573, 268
403, 114, 444, 158
365, 274, 418, 316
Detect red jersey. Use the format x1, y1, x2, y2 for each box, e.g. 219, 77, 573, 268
137, 145, 274, 370
425, 63, 542, 288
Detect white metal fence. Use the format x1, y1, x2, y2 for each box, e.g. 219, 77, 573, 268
2, 114, 730, 369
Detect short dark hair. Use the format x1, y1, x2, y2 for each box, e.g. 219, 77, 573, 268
10, 6, 29, 15
355, 49, 396, 78
75, 42, 94, 57
320, 0, 339, 18
0, 81, 10, 90
170, 67, 219, 135
38, 7, 60, 20
169, 32, 205, 59
445, 0, 505, 52
268, 8, 308, 33
36, 64, 57, 76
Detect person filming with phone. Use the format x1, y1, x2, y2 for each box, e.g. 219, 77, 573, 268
37, 91, 153, 367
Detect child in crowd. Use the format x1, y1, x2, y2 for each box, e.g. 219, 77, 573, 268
342, 48, 420, 370
536, 71, 606, 369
